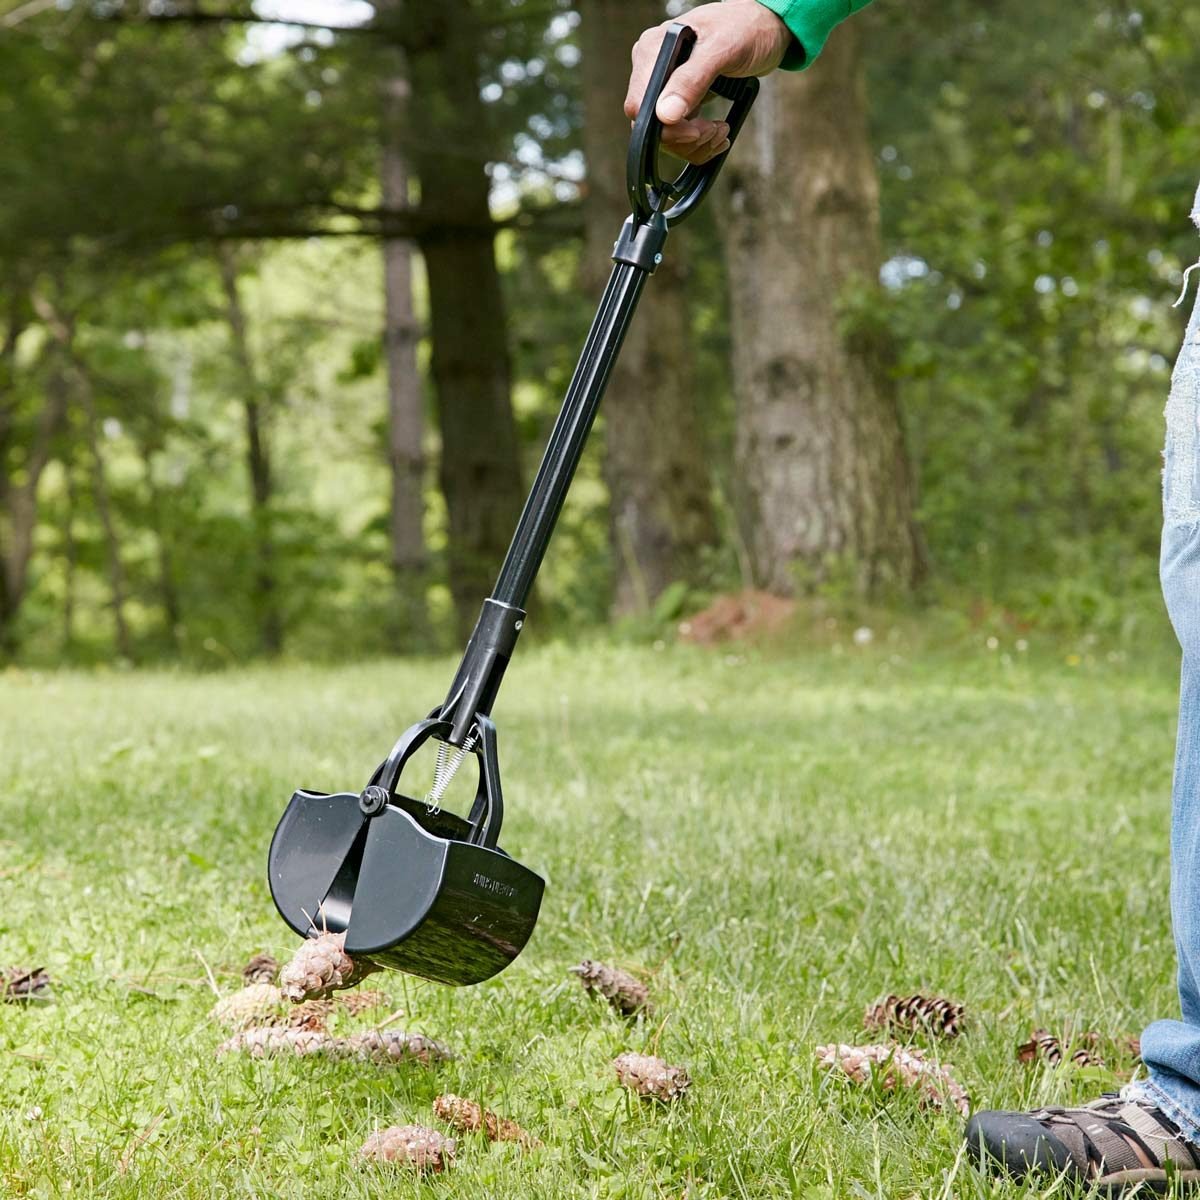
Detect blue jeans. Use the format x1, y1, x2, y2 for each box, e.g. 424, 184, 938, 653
1128, 182, 1200, 1140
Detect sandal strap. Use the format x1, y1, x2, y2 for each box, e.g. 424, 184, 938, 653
1027, 1097, 1197, 1177
1077, 1118, 1148, 1174
1120, 1101, 1200, 1169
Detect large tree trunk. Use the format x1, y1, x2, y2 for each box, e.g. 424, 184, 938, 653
403, 4, 524, 639
218, 246, 284, 656
580, 0, 717, 616
380, 50, 428, 645
723, 25, 924, 596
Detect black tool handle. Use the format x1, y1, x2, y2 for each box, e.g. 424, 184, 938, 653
627, 22, 760, 226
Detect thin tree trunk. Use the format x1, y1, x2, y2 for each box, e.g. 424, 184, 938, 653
380, 44, 428, 644
580, 0, 717, 616
138, 440, 182, 651
0, 379, 65, 654
0, 283, 29, 653
62, 461, 78, 653
722, 25, 924, 595
5, 293, 70, 655
78, 369, 133, 659
218, 246, 284, 656
0, 283, 24, 471
403, 4, 524, 640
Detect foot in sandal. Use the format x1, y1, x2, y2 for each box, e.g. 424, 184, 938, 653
966, 1091, 1200, 1194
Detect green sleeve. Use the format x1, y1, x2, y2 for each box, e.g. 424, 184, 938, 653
753, 0, 875, 70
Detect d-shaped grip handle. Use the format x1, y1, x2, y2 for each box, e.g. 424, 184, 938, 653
627, 22, 760, 227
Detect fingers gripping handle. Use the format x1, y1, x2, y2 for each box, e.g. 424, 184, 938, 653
626, 22, 760, 227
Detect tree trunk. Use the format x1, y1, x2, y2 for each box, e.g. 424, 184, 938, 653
218, 246, 284, 655
78, 365, 133, 659
380, 49, 429, 645
4, 293, 70, 656
580, 0, 717, 616
0, 283, 30, 655
403, 4, 524, 639
138, 439, 182, 651
0, 378, 65, 654
62, 461, 78, 653
722, 25, 924, 596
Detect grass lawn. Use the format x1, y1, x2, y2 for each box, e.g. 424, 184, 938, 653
0, 627, 1187, 1198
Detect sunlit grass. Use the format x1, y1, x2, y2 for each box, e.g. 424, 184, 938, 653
0, 630, 1185, 1197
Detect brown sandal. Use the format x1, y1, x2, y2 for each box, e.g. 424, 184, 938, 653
966, 1093, 1200, 1194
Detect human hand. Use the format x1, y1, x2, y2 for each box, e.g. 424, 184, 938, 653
624, 1, 792, 165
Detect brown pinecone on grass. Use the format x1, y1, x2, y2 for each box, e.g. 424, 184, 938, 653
864, 993, 964, 1039
360, 1124, 455, 1172
337, 989, 388, 1017
216, 1027, 332, 1058
242, 953, 279, 987
210, 983, 284, 1030
279, 932, 374, 1002
433, 1094, 539, 1148
345, 1030, 452, 1066
613, 1052, 690, 1102
815, 1042, 970, 1117
1017, 1028, 1105, 1069
2, 966, 52, 1001
286, 1000, 333, 1032
571, 960, 650, 1017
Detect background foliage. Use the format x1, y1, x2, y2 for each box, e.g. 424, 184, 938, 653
2, 0, 1199, 665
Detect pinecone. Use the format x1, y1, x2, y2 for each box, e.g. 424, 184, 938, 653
336, 989, 388, 1017
216, 1027, 333, 1058
1016, 1028, 1105, 1069
815, 1042, 970, 1117
279, 932, 372, 1002
2, 966, 52, 1001
210, 983, 284, 1030
217, 1023, 450, 1066
286, 1000, 333, 1033
613, 1052, 690, 1102
571, 960, 650, 1017
345, 1030, 453, 1066
242, 953, 279, 987
359, 1124, 455, 1172
864, 993, 964, 1039
433, 1094, 538, 1147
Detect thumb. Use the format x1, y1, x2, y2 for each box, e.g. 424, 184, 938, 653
655, 50, 723, 124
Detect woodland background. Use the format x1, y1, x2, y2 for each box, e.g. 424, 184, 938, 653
2, 0, 1199, 666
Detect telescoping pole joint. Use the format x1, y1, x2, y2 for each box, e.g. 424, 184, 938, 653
612, 211, 669, 275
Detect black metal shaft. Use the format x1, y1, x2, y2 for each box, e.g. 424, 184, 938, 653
440, 219, 667, 741
491, 257, 650, 608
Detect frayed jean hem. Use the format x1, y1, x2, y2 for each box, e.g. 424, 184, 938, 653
1127, 1077, 1200, 1147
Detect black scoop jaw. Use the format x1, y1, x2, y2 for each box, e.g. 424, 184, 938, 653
268, 718, 544, 987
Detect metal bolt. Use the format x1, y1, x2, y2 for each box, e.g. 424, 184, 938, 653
654, 253, 664, 265
514, 620, 523, 631
359, 785, 388, 816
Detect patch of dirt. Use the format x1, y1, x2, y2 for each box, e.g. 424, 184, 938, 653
678, 590, 795, 645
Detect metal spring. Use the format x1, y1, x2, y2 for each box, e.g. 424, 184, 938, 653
425, 733, 477, 815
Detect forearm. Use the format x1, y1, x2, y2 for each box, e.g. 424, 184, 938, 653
755, 0, 876, 69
